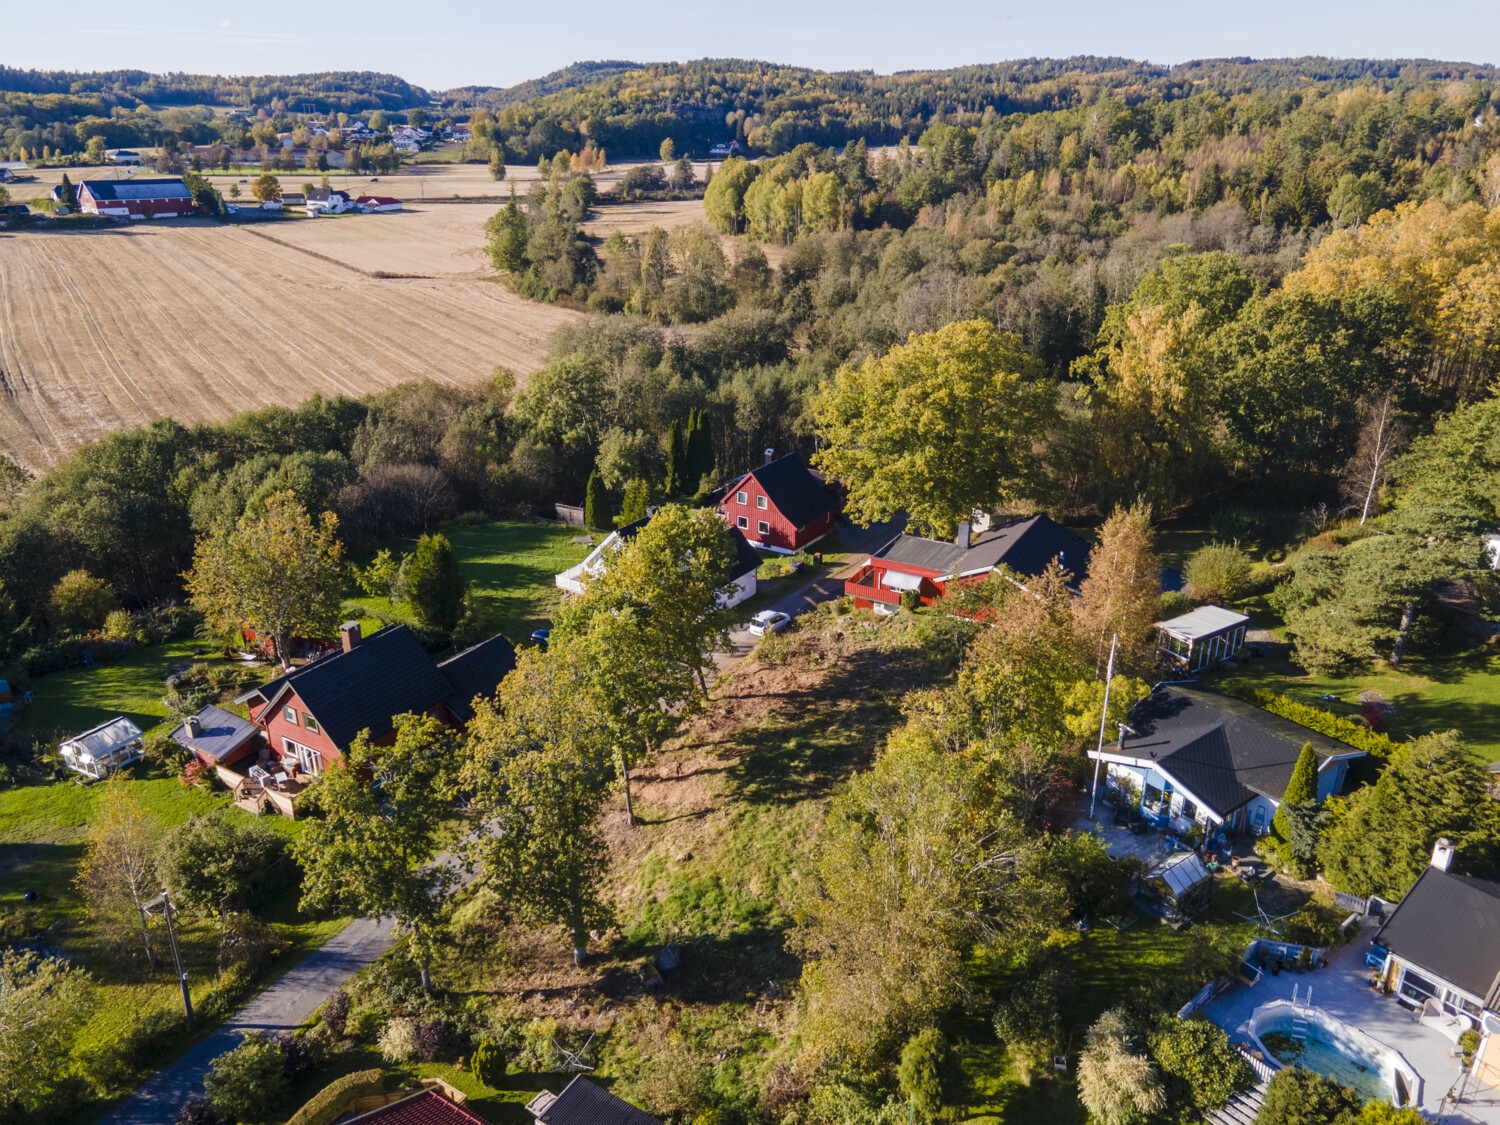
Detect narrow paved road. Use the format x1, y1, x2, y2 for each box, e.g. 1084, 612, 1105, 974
97, 918, 397, 1124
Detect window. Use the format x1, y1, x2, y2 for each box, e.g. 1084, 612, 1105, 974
282, 738, 323, 778
282, 706, 297, 724
1180, 799, 1198, 822
756, 495, 768, 509
758, 520, 770, 535
303, 715, 319, 734
1142, 784, 1163, 812
736, 515, 748, 529
736, 490, 747, 505
1399, 968, 1439, 1005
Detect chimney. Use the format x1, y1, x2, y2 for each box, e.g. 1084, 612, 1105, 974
340, 621, 362, 653
1431, 837, 1455, 872
185, 715, 202, 737
764, 448, 775, 466
956, 520, 971, 550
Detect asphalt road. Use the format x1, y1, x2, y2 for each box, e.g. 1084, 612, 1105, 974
97, 916, 397, 1125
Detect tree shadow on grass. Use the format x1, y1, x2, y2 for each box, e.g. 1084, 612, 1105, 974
712, 645, 934, 808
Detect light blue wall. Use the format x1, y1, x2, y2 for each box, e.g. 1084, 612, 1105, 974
1317, 760, 1349, 801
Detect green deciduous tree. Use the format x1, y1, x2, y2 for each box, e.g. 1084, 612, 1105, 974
813, 319, 1055, 536
461, 646, 613, 963
897, 1028, 954, 1122
1393, 392, 1500, 525
157, 812, 288, 914
1148, 1016, 1255, 1123
251, 173, 281, 202
703, 156, 758, 234
488, 145, 506, 182
74, 778, 160, 970
49, 568, 118, 634
486, 195, 530, 273
0, 949, 93, 1119
1320, 731, 1500, 898
293, 713, 461, 989
403, 533, 466, 633
204, 1032, 289, 1123
1183, 542, 1253, 604
186, 491, 344, 669
1255, 1065, 1361, 1125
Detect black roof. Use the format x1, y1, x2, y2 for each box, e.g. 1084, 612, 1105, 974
530, 1078, 660, 1125
1374, 866, 1500, 1002
1119, 686, 1359, 819
80, 178, 193, 201
731, 453, 838, 529
438, 633, 518, 720
875, 514, 1091, 583
249, 624, 513, 749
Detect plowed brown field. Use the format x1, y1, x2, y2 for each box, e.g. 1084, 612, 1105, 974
0, 213, 579, 471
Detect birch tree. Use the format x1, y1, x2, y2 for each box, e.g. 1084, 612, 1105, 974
75, 778, 160, 970
1340, 391, 1407, 524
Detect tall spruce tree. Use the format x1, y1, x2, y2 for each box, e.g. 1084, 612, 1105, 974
583, 471, 609, 531
664, 418, 686, 496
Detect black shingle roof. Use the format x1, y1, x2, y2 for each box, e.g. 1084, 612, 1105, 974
731, 453, 838, 529
1373, 866, 1500, 1002
438, 633, 518, 720
1121, 686, 1359, 819
251, 624, 512, 749
529, 1078, 660, 1125
81, 178, 193, 201
876, 514, 1091, 584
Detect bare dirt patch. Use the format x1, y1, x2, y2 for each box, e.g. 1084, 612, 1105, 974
0, 217, 579, 470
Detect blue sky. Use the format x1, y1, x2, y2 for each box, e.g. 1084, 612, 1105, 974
7, 0, 1499, 91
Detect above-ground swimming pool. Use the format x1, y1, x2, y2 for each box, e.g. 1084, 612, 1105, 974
1249, 1000, 1422, 1107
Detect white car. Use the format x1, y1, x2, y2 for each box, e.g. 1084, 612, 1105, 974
748, 610, 791, 637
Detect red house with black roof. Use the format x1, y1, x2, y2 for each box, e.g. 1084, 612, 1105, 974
236, 622, 514, 780
719, 451, 841, 554
77, 178, 198, 219
846, 514, 1091, 610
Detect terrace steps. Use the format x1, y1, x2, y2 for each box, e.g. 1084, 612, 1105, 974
1207, 1084, 1265, 1125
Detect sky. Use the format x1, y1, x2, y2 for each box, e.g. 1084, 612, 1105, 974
7, 0, 1500, 91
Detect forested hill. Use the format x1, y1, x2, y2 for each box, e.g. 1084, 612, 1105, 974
445, 61, 643, 111
0, 67, 429, 112
449, 55, 1500, 157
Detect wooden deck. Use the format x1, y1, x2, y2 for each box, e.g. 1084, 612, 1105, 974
215, 764, 313, 819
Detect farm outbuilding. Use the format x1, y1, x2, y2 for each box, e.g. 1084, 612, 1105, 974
60, 717, 145, 779
77, 178, 197, 219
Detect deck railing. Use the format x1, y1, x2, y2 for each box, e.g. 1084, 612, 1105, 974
845, 577, 900, 606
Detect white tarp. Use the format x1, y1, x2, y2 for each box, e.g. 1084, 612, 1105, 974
880, 569, 925, 592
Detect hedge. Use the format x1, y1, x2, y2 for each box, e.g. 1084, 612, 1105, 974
285, 1069, 385, 1125
1221, 685, 1395, 764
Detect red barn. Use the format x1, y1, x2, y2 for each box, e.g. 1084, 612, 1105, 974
77, 178, 198, 219
237, 622, 514, 778
719, 451, 840, 554
846, 515, 1091, 611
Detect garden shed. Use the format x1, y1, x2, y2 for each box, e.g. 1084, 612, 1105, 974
60, 717, 145, 779
1141, 850, 1215, 926
1154, 605, 1249, 671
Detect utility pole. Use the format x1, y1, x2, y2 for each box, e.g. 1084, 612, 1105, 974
1087, 633, 1118, 821
149, 891, 194, 1027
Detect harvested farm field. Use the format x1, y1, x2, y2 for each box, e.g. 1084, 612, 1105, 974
0, 213, 579, 471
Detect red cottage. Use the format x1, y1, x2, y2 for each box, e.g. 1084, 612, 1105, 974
77, 178, 198, 219
719, 451, 840, 554
846, 514, 1091, 611
237, 622, 515, 780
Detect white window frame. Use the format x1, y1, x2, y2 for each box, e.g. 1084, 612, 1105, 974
756, 495, 768, 510
303, 714, 319, 734
282, 705, 297, 724
758, 520, 770, 536
737, 515, 748, 529
736, 490, 748, 505
282, 737, 323, 778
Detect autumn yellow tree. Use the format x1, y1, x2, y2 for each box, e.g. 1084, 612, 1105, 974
185, 490, 345, 668
1072, 502, 1162, 675
75, 778, 159, 970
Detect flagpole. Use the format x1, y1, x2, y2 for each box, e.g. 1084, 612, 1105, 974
1088, 633, 1118, 821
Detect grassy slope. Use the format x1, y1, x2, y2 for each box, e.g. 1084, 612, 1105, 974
344, 519, 595, 639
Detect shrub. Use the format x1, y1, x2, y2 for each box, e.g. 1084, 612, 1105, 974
217, 912, 280, 972
1216, 687, 1394, 765
378, 1016, 420, 1062
284, 1069, 384, 1125
1148, 1017, 1254, 1120
321, 990, 349, 1038
415, 1019, 444, 1062
1183, 542, 1253, 604
1157, 589, 1194, 620
1256, 1065, 1361, 1125
1209, 506, 1264, 544
898, 1028, 954, 1123
1077, 1009, 1165, 1125
49, 569, 118, 633
204, 1032, 289, 1123
157, 812, 288, 912
471, 1038, 507, 1088
348, 1005, 384, 1041
176, 1098, 223, 1125
270, 1030, 314, 1079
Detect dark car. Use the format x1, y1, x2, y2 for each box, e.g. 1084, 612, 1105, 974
530, 628, 550, 649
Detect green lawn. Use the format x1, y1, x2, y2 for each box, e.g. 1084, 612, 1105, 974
14, 640, 254, 739
345, 519, 596, 640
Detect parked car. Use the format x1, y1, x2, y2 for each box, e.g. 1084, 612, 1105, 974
530, 628, 550, 648
748, 610, 790, 637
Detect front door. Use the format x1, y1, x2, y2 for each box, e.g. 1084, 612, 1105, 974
283, 738, 322, 778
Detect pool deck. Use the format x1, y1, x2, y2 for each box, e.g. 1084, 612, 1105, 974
1201, 917, 1500, 1122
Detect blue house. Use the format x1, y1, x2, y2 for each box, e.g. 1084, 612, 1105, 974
1089, 685, 1367, 835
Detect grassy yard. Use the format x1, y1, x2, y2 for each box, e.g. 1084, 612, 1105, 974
13, 639, 255, 739
344, 518, 595, 640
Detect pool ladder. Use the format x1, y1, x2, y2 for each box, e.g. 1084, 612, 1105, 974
1290, 984, 1313, 1042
